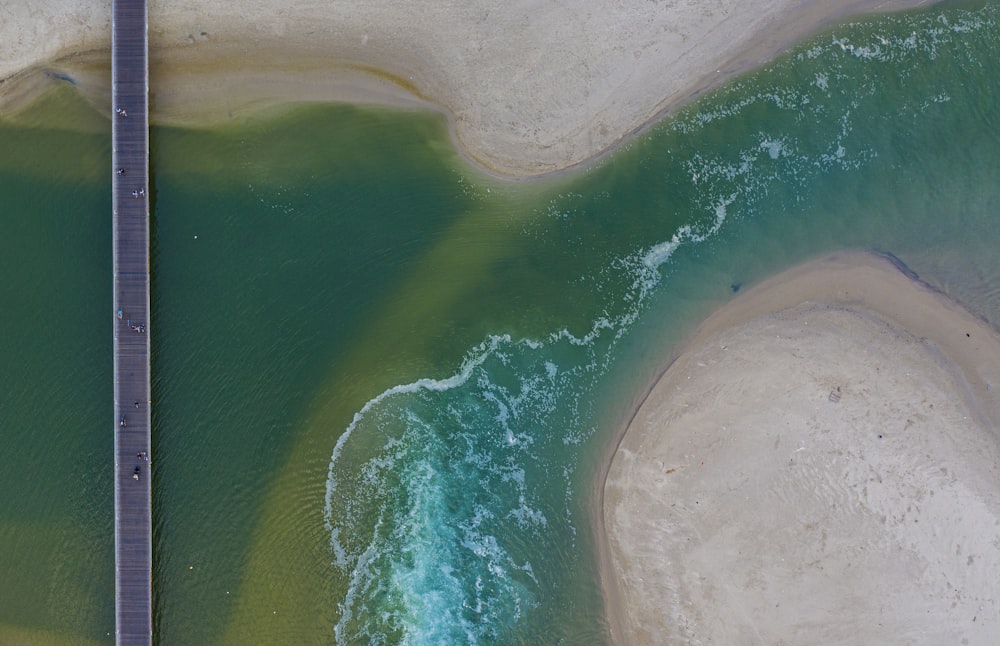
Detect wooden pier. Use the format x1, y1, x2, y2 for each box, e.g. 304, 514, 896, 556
112, 0, 152, 643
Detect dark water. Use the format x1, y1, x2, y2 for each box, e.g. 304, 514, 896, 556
0, 2, 998, 643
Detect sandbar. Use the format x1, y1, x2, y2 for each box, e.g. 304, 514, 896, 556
1, 0, 938, 177
600, 251, 1000, 643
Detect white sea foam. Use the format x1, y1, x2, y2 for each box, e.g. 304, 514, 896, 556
326, 328, 583, 641
325, 334, 510, 500
324, 218, 701, 639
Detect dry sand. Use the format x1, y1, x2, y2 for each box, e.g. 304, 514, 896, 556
1, 0, 936, 177
601, 251, 1000, 644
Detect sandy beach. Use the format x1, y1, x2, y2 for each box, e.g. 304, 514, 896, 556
1, 0, 937, 177
601, 251, 1000, 644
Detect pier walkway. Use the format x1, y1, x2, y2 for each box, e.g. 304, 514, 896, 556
112, 0, 152, 643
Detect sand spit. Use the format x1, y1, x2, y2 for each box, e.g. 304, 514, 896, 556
601, 251, 1000, 644
1, 0, 938, 177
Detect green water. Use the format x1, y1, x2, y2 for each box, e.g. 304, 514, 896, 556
1, 1, 998, 643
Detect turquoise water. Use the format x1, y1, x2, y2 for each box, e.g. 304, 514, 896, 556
1, 1, 999, 643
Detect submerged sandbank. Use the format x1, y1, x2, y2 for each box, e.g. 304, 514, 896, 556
1, 0, 938, 177
601, 251, 1000, 644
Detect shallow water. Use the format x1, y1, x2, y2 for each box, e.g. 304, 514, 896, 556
0, 1, 998, 643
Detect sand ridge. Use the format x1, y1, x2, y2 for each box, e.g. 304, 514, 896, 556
1, 0, 938, 177
601, 251, 1000, 644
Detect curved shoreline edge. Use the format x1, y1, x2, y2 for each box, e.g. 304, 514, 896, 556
597, 250, 1000, 643
0, 0, 940, 179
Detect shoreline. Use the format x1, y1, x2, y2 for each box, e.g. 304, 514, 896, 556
1, 0, 940, 179
598, 250, 1000, 643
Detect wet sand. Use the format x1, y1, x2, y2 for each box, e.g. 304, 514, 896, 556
1, 0, 938, 177
601, 251, 1000, 644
